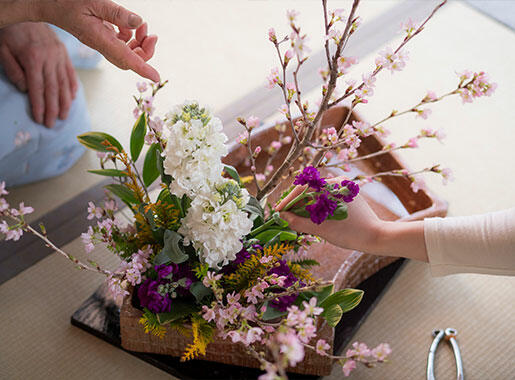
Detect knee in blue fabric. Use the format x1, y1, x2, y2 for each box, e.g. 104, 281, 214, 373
0, 76, 91, 187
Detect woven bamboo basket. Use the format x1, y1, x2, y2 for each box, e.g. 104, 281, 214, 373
120, 107, 448, 376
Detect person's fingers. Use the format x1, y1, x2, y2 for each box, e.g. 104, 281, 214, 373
65, 58, 78, 99
117, 27, 133, 42
0, 45, 27, 92
139, 34, 157, 61
95, 0, 143, 29
43, 62, 59, 128
127, 38, 139, 49
26, 61, 45, 125
275, 185, 307, 212
280, 212, 319, 235
81, 26, 160, 82
135, 22, 148, 43
57, 62, 72, 120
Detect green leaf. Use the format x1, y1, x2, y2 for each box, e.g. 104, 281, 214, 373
328, 205, 348, 221
87, 169, 128, 177
190, 282, 212, 303
294, 259, 320, 268
298, 284, 333, 305
320, 288, 364, 314
157, 302, 199, 325
157, 151, 172, 186
261, 302, 288, 321
322, 304, 343, 327
157, 187, 173, 204
291, 208, 310, 218
77, 132, 123, 153
243, 196, 264, 219
153, 230, 188, 265
104, 184, 138, 205
223, 164, 241, 185
143, 143, 160, 187
254, 229, 297, 243
130, 113, 147, 161
272, 212, 289, 228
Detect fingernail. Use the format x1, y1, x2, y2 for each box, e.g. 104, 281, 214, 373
128, 14, 142, 28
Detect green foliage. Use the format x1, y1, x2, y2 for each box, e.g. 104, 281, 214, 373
130, 113, 147, 161
322, 304, 343, 327
105, 184, 139, 206
254, 229, 297, 244
320, 288, 364, 314
190, 282, 212, 303
223, 165, 242, 186
328, 204, 348, 221
293, 259, 320, 268
157, 147, 172, 186
77, 131, 124, 153
157, 302, 199, 325
153, 230, 188, 265
87, 169, 128, 177
139, 308, 166, 338
143, 143, 160, 187
193, 263, 209, 280
261, 301, 288, 321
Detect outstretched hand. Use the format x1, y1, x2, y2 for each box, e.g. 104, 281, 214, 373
38, 0, 159, 82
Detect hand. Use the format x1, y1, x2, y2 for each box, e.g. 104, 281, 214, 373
37, 0, 159, 82
0, 22, 78, 127
275, 176, 384, 253
276, 175, 428, 261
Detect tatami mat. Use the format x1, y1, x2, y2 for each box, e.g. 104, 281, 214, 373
1, 1, 514, 379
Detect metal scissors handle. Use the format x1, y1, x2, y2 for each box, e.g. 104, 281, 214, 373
427, 328, 464, 380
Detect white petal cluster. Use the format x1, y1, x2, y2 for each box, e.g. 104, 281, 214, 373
179, 180, 253, 269
162, 101, 228, 198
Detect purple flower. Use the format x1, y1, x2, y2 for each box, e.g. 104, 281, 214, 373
293, 166, 327, 192
305, 191, 338, 224
155, 264, 177, 280
137, 279, 172, 313
339, 180, 360, 202
222, 244, 263, 274
268, 260, 301, 312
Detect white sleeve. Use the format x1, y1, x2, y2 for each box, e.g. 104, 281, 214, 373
424, 208, 515, 276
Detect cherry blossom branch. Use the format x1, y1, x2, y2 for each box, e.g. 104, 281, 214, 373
328, 0, 447, 108
257, 0, 361, 199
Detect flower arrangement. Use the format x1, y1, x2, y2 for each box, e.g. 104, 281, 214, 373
0, 0, 496, 378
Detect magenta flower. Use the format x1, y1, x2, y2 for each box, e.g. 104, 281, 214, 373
293, 166, 327, 192
339, 180, 360, 203
137, 279, 172, 313
305, 192, 338, 224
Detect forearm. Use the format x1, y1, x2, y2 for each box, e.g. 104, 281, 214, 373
0, 0, 40, 27
371, 220, 428, 262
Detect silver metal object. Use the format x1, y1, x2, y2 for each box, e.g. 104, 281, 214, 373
445, 328, 464, 380
427, 328, 464, 380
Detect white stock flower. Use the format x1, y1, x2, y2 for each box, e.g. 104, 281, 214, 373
162, 102, 228, 198
179, 187, 253, 269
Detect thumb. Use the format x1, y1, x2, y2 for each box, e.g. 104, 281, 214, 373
97, 1, 143, 29
281, 212, 319, 235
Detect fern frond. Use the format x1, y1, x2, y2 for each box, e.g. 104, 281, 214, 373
139, 309, 167, 339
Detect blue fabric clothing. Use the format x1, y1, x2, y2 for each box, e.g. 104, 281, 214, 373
0, 26, 102, 187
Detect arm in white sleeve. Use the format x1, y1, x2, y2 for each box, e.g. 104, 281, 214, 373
424, 208, 515, 276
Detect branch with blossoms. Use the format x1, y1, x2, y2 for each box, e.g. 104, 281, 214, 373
237, 0, 495, 203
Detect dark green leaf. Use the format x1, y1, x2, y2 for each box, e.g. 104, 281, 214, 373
130, 113, 147, 161
291, 208, 310, 218
223, 165, 241, 185
320, 288, 364, 313
190, 282, 212, 303
243, 196, 264, 219
298, 284, 333, 305
157, 150, 172, 186
262, 302, 288, 321
272, 212, 289, 228
77, 132, 123, 153
294, 259, 320, 268
143, 143, 160, 187
87, 169, 128, 177
321, 304, 343, 327
157, 302, 199, 324
153, 230, 188, 265
105, 184, 138, 205
328, 205, 348, 221
254, 229, 297, 243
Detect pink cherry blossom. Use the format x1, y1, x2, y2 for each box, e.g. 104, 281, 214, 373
406, 137, 419, 148
284, 49, 294, 62
268, 27, 277, 42
424, 90, 438, 102
401, 17, 417, 35
247, 116, 260, 129
11, 202, 34, 216
202, 305, 216, 322
342, 359, 356, 376
0, 198, 9, 212
278, 331, 304, 366
410, 176, 426, 193
81, 226, 95, 253
87, 201, 103, 220
416, 108, 432, 119
302, 297, 323, 316
371, 343, 392, 361
266, 67, 281, 89
236, 131, 249, 145
136, 82, 148, 93
286, 9, 300, 22
0, 181, 8, 196
316, 339, 331, 355
440, 167, 454, 185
